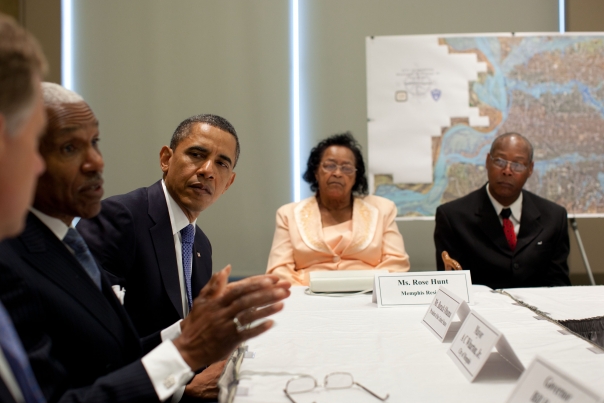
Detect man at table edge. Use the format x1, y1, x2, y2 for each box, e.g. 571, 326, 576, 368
0, 12, 48, 403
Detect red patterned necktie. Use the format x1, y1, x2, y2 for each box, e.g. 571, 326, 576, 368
500, 208, 516, 251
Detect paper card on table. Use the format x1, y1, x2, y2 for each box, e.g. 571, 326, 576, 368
421, 286, 470, 342
447, 311, 524, 382
506, 356, 601, 403
372, 271, 472, 307
495, 334, 525, 375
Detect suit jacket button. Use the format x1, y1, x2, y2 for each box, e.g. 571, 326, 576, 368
513, 263, 520, 270
333, 256, 340, 263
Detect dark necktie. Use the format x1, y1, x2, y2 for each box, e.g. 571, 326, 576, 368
180, 224, 195, 310
500, 208, 517, 251
0, 302, 45, 403
63, 228, 102, 289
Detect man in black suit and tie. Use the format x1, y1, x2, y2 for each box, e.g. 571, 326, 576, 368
434, 132, 571, 289
0, 12, 49, 403
77, 114, 241, 399
0, 82, 290, 402
77, 114, 238, 337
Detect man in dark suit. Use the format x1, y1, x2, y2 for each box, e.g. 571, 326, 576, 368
434, 132, 570, 289
77, 114, 240, 399
0, 82, 290, 402
0, 12, 49, 403
78, 114, 239, 339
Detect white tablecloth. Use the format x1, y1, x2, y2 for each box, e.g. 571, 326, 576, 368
230, 286, 604, 403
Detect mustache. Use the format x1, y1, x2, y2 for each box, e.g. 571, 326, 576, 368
190, 181, 213, 194
79, 175, 104, 190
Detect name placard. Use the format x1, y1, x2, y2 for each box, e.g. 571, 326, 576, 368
422, 286, 471, 342
447, 311, 524, 382
372, 271, 472, 307
507, 356, 601, 403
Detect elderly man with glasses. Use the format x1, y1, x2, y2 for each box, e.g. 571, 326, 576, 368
434, 132, 571, 289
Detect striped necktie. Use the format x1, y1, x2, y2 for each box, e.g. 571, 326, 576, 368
63, 228, 102, 289
180, 224, 195, 310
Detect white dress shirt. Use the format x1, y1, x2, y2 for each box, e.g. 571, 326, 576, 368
0, 339, 25, 403
161, 179, 197, 318
29, 208, 193, 401
486, 184, 523, 236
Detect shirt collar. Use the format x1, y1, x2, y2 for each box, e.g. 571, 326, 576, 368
161, 179, 196, 236
486, 184, 523, 222
30, 207, 72, 240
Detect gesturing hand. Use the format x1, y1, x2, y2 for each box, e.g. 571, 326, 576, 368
174, 265, 291, 370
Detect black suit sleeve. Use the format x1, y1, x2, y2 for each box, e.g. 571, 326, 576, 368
140, 332, 163, 355
0, 261, 68, 401
546, 208, 571, 286
78, 199, 136, 288
54, 361, 158, 403
0, 260, 159, 403
434, 206, 458, 271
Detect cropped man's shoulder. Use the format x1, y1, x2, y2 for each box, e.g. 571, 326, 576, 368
522, 189, 567, 214
102, 181, 160, 209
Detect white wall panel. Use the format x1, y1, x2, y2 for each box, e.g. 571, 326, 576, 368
72, 0, 557, 276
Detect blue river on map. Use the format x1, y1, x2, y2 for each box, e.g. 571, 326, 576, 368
375, 36, 604, 216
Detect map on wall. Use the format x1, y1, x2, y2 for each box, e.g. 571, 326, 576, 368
366, 33, 604, 218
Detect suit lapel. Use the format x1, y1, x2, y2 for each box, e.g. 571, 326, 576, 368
191, 230, 211, 296
147, 182, 184, 319
475, 186, 512, 257
98, 274, 143, 356
515, 191, 543, 254
20, 214, 133, 348
294, 197, 331, 254
345, 197, 379, 255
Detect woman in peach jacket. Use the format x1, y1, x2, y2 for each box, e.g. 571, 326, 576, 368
267, 132, 410, 286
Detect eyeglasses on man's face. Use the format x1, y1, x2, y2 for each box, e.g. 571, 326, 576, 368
489, 155, 529, 173
321, 162, 357, 175
284, 372, 389, 403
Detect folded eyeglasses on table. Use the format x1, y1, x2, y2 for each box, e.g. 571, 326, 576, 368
284, 372, 389, 403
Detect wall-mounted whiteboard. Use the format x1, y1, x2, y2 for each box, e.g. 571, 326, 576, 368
367, 33, 604, 218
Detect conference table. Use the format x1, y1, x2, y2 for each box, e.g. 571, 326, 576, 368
220, 285, 604, 403
501, 286, 604, 348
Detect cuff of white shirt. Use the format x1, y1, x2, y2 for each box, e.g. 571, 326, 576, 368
170, 386, 186, 403
161, 320, 183, 342
142, 340, 194, 401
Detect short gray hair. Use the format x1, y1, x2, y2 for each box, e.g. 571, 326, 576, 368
0, 13, 47, 136
42, 82, 84, 106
